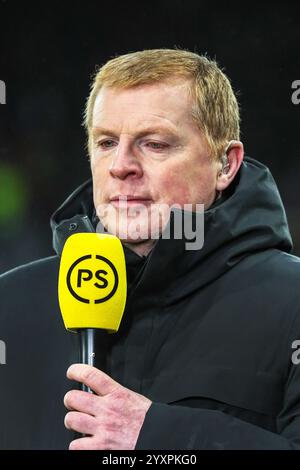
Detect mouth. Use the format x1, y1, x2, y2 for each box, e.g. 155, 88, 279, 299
109, 195, 153, 208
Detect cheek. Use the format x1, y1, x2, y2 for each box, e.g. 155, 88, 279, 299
157, 171, 192, 205
91, 161, 109, 202
91, 159, 105, 180
156, 164, 216, 206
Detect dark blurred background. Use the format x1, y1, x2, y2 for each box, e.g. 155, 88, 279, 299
0, 0, 299, 273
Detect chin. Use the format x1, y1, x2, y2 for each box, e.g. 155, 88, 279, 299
105, 216, 161, 242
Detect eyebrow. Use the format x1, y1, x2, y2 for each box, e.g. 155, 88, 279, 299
92, 126, 179, 138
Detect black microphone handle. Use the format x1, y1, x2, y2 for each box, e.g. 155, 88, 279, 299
79, 328, 95, 393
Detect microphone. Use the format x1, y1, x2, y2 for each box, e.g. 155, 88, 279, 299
58, 233, 127, 393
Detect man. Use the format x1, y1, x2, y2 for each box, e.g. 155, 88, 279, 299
1, 48, 300, 450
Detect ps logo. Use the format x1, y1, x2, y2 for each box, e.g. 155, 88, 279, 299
66, 254, 118, 304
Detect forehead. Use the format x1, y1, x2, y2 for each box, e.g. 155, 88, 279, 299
92, 80, 194, 130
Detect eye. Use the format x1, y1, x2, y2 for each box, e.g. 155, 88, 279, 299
146, 142, 169, 150
96, 139, 116, 149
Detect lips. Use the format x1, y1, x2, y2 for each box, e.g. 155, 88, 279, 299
110, 195, 147, 200
109, 195, 152, 208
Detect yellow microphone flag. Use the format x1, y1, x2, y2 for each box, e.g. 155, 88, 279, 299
58, 233, 127, 332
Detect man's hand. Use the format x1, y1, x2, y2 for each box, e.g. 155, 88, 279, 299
64, 364, 152, 450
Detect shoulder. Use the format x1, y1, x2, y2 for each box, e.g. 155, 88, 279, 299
238, 248, 300, 288
0, 256, 61, 322
261, 249, 300, 288
268, 249, 300, 273
236, 249, 300, 328
0, 255, 60, 285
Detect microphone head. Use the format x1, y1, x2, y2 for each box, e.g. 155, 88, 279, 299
58, 233, 127, 332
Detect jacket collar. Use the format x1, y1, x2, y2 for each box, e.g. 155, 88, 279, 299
50, 157, 293, 304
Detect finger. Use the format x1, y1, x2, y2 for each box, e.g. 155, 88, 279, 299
64, 411, 97, 435
67, 364, 120, 396
69, 437, 106, 451
64, 389, 100, 415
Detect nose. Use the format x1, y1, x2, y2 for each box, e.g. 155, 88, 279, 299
109, 140, 143, 180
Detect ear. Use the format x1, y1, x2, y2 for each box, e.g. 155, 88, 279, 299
216, 140, 244, 192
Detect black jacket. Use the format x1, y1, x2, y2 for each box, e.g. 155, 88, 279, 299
1, 156, 300, 450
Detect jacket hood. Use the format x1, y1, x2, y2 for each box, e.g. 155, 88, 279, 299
50, 156, 293, 299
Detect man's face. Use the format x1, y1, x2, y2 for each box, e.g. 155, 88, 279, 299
90, 80, 220, 247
